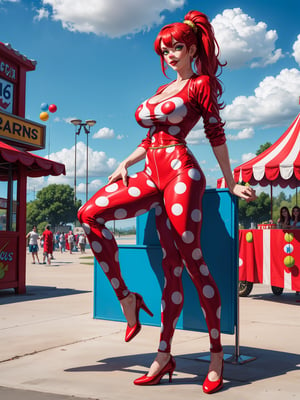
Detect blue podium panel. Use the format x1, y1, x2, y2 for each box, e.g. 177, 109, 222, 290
94, 189, 238, 334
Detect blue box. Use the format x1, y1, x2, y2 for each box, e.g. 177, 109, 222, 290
94, 189, 238, 334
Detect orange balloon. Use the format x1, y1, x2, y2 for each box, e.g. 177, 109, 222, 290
40, 111, 49, 121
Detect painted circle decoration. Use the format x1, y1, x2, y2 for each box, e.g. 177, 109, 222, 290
283, 255, 295, 268
39, 111, 49, 121
246, 231, 253, 242
284, 232, 294, 243
284, 243, 294, 254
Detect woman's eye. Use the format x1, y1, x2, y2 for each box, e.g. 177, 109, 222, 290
162, 50, 169, 55
175, 45, 184, 51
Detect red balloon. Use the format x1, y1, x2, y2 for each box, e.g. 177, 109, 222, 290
48, 104, 57, 113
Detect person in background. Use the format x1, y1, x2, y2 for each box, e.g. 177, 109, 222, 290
42, 225, 53, 265
277, 206, 291, 229
59, 232, 66, 253
78, 233, 86, 254
67, 231, 75, 254
26, 225, 41, 264
290, 205, 300, 228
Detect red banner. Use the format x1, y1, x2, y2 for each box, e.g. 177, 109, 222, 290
239, 229, 300, 291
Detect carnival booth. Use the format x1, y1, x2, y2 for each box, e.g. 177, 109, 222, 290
218, 113, 300, 295
0, 42, 65, 293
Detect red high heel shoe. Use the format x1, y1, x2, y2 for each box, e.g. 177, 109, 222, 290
202, 360, 224, 394
124, 293, 153, 342
133, 355, 176, 385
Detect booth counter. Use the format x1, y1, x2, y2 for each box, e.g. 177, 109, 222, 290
239, 228, 300, 291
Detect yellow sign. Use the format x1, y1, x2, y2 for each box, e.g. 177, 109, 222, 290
0, 110, 45, 150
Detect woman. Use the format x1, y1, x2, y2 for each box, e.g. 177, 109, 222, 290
78, 10, 256, 394
277, 206, 291, 229
26, 225, 40, 264
290, 206, 300, 228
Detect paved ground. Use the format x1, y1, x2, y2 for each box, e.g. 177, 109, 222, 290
0, 245, 299, 400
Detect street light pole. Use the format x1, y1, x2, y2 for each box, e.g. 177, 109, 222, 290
86, 128, 89, 203
70, 119, 96, 204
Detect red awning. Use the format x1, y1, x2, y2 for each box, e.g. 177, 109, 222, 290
217, 113, 300, 189
0, 141, 65, 179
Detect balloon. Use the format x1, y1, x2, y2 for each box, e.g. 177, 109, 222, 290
40, 111, 49, 121
40, 102, 49, 111
48, 104, 57, 113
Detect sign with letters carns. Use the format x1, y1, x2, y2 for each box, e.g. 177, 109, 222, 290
0, 110, 45, 150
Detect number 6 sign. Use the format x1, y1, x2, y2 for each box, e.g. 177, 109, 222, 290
0, 78, 13, 113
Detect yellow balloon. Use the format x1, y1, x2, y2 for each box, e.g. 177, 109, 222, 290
40, 111, 49, 121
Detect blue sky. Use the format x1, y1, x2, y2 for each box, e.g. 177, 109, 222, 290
1, 0, 300, 205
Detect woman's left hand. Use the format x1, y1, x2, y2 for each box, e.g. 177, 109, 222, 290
231, 184, 257, 202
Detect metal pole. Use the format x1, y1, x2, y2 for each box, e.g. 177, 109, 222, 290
86, 130, 89, 203
74, 132, 77, 204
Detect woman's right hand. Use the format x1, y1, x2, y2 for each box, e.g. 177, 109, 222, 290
108, 162, 129, 186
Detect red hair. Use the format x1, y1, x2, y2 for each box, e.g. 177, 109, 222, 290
154, 10, 226, 106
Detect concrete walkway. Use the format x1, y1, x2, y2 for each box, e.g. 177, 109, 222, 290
0, 247, 299, 399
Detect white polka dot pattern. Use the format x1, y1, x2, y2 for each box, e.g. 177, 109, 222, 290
182, 231, 194, 243
211, 328, 219, 339
192, 248, 202, 260
105, 183, 118, 192
191, 209, 201, 222
95, 196, 109, 207
171, 159, 182, 170
171, 291, 183, 304
172, 203, 183, 216
92, 241, 102, 253
114, 208, 127, 219
111, 278, 120, 289
159, 341, 167, 351
203, 285, 215, 299
128, 187, 141, 197
100, 262, 109, 273
174, 182, 187, 194
200, 264, 209, 276
102, 229, 112, 240
82, 223, 91, 234
188, 168, 201, 181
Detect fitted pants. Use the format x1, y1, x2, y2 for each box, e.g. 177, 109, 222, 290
78, 146, 222, 353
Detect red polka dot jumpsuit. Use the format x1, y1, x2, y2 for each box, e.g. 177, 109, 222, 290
78, 74, 225, 354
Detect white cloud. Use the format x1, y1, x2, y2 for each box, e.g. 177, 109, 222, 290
93, 127, 114, 139
222, 68, 300, 129
77, 179, 103, 196
186, 125, 207, 145
48, 141, 118, 178
34, 7, 49, 21
242, 152, 256, 162
39, 0, 185, 37
212, 8, 283, 69
227, 127, 254, 141
292, 34, 300, 66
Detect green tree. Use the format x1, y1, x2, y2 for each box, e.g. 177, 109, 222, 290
256, 142, 272, 156
27, 184, 81, 232
238, 192, 271, 228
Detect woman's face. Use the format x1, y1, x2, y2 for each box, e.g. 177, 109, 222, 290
160, 38, 194, 73
293, 208, 299, 217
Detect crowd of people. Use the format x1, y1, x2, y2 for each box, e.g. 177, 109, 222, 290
26, 225, 87, 265
277, 206, 300, 229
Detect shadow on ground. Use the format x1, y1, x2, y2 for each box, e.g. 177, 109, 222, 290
0, 285, 90, 305
64, 346, 300, 392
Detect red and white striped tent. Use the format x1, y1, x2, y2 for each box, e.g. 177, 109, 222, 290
217, 113, 300, 189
